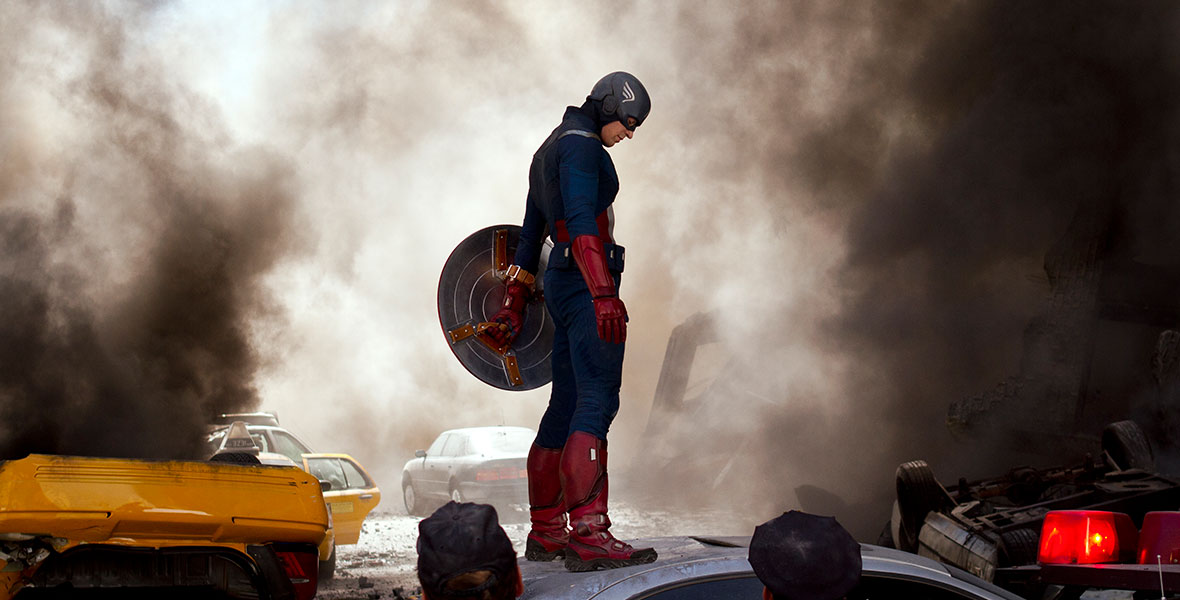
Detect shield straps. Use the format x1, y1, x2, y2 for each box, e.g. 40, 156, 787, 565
445, 226, 525, 387
447, 319, 524, 387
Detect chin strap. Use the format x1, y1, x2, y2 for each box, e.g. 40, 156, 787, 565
571, 235, 627, 344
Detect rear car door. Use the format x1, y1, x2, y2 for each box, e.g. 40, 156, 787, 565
302, 454, 381, 545
421, 434, 451, 499
438, 433, 468, 495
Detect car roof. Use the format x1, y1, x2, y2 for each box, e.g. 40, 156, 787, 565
302, 452, 356, 461
240, 424, 284, 432
210, 423, 300, 436
210, 412, 280, 426
519, 537, 1022, 600
257, 452, 299, 467
439, 426, 536, 436
208, 423, 316, 453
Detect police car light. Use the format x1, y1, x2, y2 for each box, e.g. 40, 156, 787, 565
1038, 510, 1138, 565
1137, 512, 1180, 565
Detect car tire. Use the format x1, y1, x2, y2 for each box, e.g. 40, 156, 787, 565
895, 460, 945, 553
319, 544, 336, 580
1102, 420, 1154, 472
1000, 528, 1039, 567
450, 482, 463, 503
403, 477, 423, 516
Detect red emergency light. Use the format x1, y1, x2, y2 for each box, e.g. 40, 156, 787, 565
1038, 510, 1138, 565
1137, 512, 1180, 565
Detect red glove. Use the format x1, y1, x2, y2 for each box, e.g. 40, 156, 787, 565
571, 235, 627, 344
592, 296, 627, 344
487, 279, 530, 347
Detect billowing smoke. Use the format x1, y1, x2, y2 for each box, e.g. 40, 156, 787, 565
0, 3, 301, 459
4, 0, 1177, 542
626, 1, 1180, 538
824, 0, 1180, 506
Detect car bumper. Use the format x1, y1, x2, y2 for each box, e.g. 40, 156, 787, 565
457, 480, 528, 505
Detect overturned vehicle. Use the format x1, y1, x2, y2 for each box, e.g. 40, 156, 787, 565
887, 420, 1180, 588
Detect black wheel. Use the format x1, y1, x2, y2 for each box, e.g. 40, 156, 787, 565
403, 476, 423, 516
449, 481, 464, 503
318, 543, 336, 580
1102, 420, 1154, 471
1000, 528, 1039, 567
895, 460, 946, 553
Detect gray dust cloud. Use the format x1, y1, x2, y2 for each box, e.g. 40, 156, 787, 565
3, 1, 1177, 542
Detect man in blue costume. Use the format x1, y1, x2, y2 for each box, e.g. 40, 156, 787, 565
487, 72, 656, 572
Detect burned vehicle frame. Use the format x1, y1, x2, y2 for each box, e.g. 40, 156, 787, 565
887, 420, 1180, 585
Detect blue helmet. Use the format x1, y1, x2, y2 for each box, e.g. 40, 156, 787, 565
588, 72, 651, 131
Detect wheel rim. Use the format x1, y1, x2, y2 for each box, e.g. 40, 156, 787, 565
451, 487, 462, 503
404, 484, 416, 512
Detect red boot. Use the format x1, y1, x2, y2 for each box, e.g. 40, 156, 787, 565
526, 444, 568, 561
560, 432, 657, 571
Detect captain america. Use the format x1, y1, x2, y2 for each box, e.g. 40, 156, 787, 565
486, 72, 656, 572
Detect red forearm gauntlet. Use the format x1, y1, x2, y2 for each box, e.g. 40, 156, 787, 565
571, 235, 617, 298
572, 235, 627, 344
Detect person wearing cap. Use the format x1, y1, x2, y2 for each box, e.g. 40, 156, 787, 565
417, 501, 523, 600
486, 72, 656, 572
749, 511, 863, 600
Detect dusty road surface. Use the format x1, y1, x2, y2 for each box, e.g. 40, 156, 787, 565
317, 501, 741, 600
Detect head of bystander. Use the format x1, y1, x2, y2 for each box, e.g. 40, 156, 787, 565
749, 510, 862, 600
417, 501, 523, 600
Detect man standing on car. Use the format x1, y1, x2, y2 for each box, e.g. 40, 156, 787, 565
487, 71, 656, 571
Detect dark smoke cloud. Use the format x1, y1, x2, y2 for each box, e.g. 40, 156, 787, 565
833, 0, 1180, 454
0, 3, 303, 459
757, 1, 1180, 536
629, 0, 1180, 539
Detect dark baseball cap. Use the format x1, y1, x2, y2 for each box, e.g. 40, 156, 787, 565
749, 511, 862, 600
417, 501, 517, 596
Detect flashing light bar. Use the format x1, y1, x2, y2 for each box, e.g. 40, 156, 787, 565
1038, 510, 1138, 565
1138, 512, 1180, 566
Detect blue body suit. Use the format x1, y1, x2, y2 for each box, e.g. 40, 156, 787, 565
514, 105, 626, 449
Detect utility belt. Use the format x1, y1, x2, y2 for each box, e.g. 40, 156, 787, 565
548, 241, 625, 273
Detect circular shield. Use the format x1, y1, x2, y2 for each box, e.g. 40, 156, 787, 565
438, 224, 553, 391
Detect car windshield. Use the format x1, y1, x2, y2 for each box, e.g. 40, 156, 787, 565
470, 429, 534, 454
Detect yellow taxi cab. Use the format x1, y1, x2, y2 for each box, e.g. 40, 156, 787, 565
299, 453, 381, 547
212, 422, 346, 580
0, 454, 329, 600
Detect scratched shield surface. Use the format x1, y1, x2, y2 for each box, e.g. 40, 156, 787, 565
437, 224, 553, 391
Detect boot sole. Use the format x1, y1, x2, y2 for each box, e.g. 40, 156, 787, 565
563, 548, 657, 572
525, 538, 565, 562
525, 548, 564, 562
